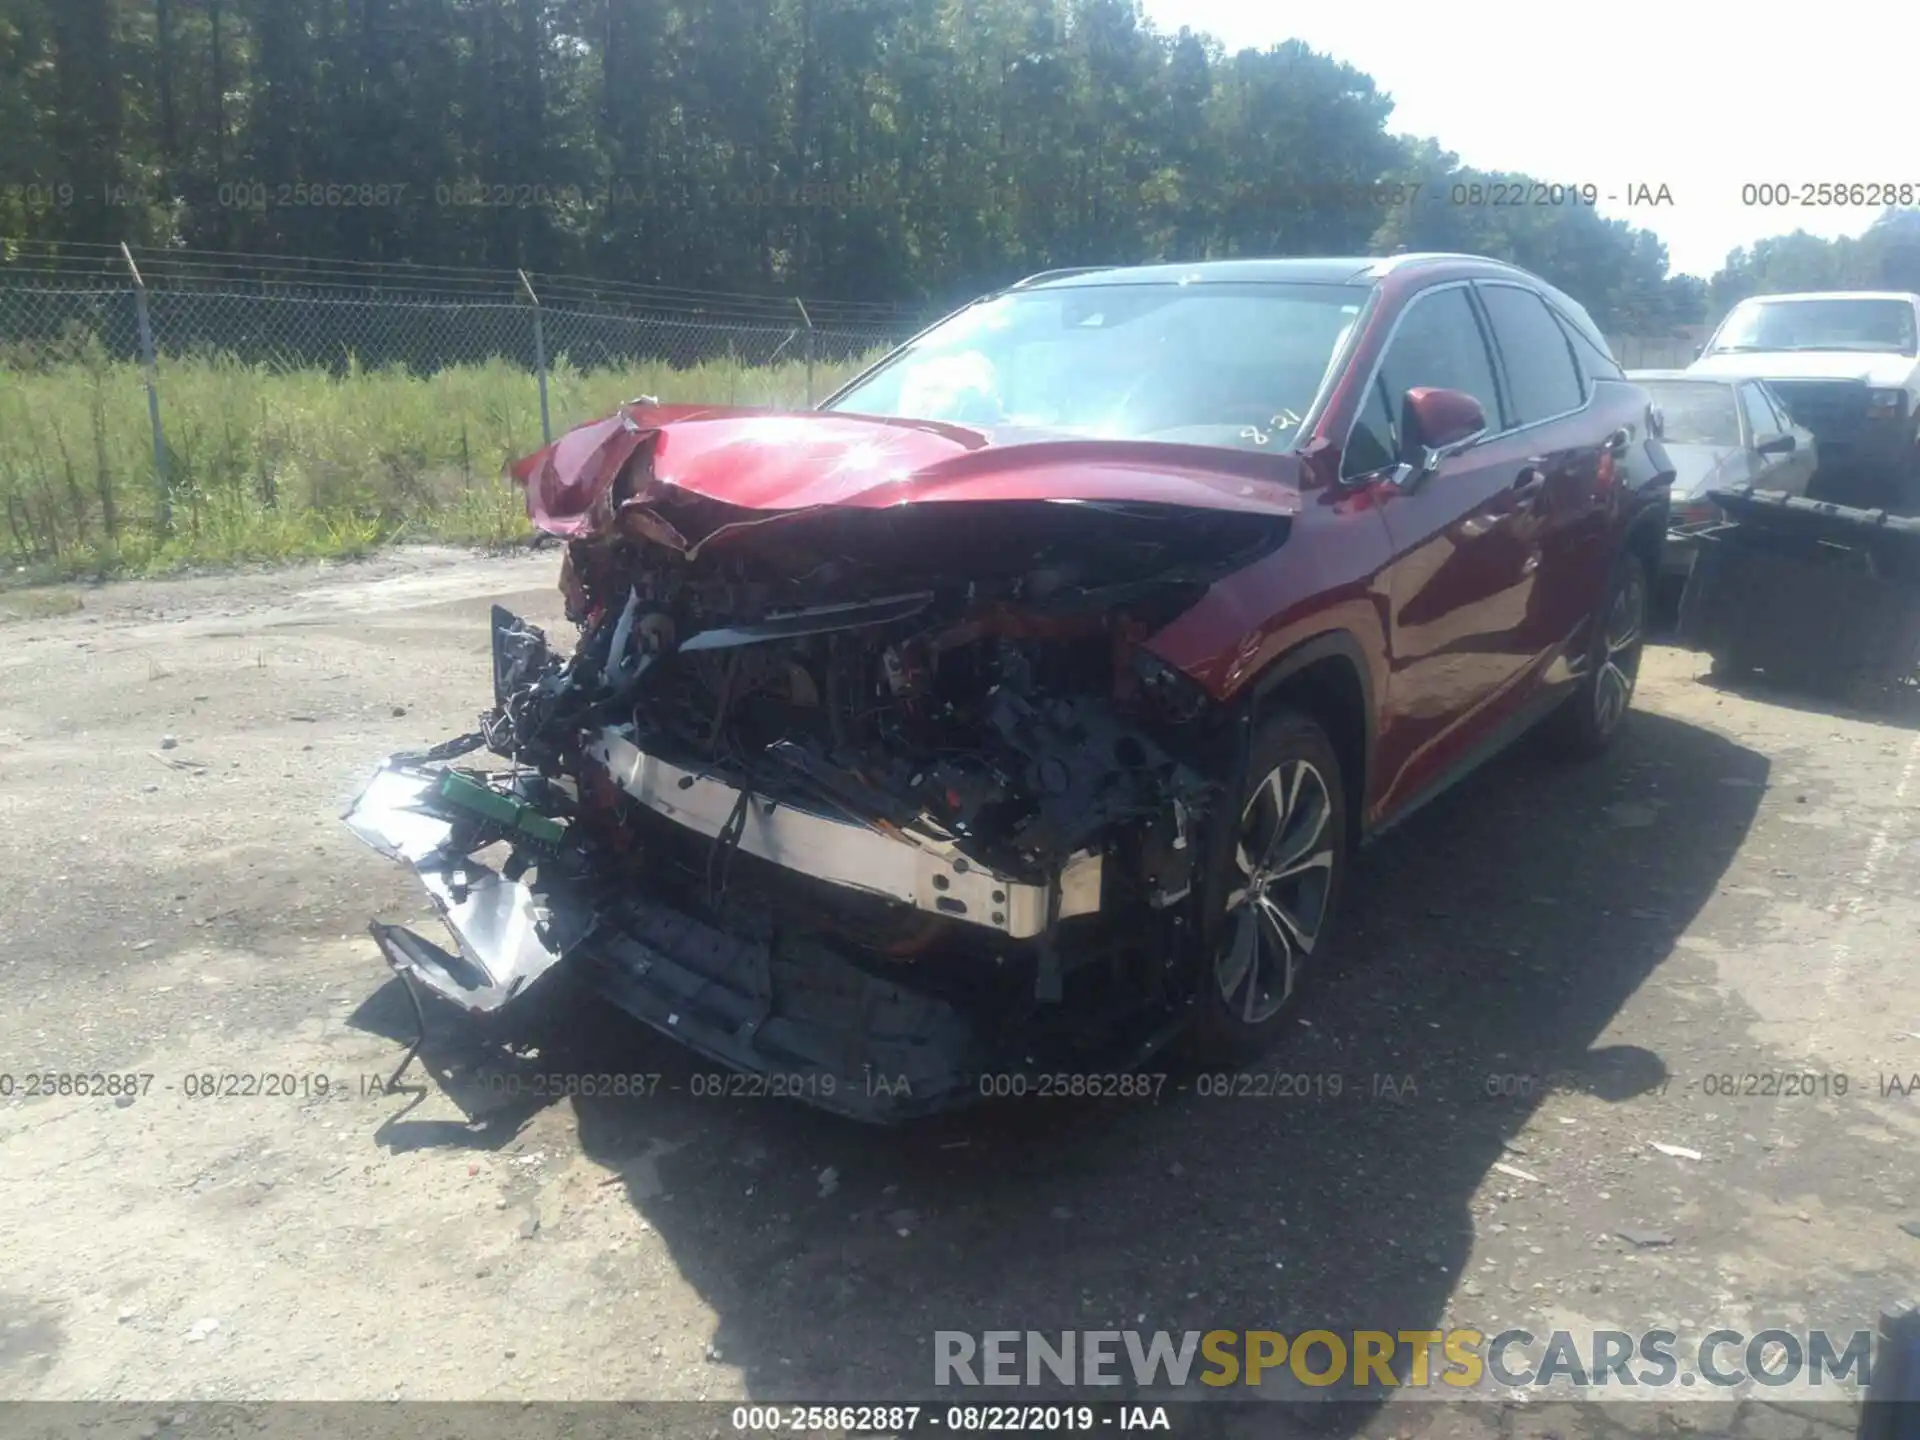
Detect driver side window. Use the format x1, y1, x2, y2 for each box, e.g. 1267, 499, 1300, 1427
1342, 285, 1502, 480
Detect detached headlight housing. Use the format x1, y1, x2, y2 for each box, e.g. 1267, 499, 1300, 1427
1867, 388, 1908, 420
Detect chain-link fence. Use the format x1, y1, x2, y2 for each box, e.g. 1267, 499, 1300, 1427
0, 242, 925, 566
1607, 329, 1708, 371
0, 243, 917, 389
0, 241, 1704, 572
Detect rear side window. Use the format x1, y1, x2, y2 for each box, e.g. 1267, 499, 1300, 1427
1478, 283, 1585, 424
1554, 311, 1624, 385
1641, 381, 1740, 447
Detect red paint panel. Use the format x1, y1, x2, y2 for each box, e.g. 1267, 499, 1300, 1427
507, 402, 1301, 537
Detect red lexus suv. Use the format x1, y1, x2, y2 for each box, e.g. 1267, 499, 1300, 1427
346, 253, 1675, 1120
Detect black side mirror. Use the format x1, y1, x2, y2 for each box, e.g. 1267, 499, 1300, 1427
1755, 433, 1796, 456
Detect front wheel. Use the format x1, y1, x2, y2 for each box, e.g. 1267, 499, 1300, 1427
1192, 709, 1349, 1065
1546, 549, 1649, 759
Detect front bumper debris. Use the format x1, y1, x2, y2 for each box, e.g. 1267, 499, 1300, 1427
345, 758, 597, 1015
343, 748, 997, 1121
574, 893, 987, 1120
345, 535, 1221, 1121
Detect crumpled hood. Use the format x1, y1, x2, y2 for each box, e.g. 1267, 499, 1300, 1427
507, 401, 1303, 542
1688, 351, 1920, 389
1666, 443, 1749, 499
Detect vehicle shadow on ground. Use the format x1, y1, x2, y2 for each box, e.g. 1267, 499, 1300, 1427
1657, 564, 1920, 732
352, 701, 1767, 1429
1690, 667, 1920, 733
348, 973, 606, 1155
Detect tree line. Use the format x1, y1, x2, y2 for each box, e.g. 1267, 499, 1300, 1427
1707, 211, 1920, 316
3, 0, 1919, 329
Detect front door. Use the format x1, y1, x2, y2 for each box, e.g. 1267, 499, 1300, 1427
1347, 282, 1542, 818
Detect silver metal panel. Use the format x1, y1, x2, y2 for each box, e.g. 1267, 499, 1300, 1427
347, 761, 593, 1011
413, 860, 589, 1007
343, 765, 457, 864
584, 728, 1101, 939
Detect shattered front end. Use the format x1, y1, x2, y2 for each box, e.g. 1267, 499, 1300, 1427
344, 403, 1293, 1120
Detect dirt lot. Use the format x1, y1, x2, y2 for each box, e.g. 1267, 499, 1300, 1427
2, 546, 1917, 1431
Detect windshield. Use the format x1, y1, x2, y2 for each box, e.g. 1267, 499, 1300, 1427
1641, 381, 1743, 447
1706, 297, 1918, 356
824, 281, 1369, 452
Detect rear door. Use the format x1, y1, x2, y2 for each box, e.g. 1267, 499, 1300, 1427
1358, 282, 1546, 817
1475, 281, 1613, 674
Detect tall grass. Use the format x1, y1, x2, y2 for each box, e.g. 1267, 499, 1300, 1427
0, 344, 881, 580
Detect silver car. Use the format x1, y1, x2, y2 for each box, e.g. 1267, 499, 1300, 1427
1627, 370, 1818, 578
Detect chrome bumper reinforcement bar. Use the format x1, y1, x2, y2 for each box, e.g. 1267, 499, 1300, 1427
583, 727, 1101, 940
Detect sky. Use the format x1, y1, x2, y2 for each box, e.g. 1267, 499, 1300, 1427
1135, 0, 1901, 278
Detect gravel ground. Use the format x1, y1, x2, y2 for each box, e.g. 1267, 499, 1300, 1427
1, 546, 1917, 1437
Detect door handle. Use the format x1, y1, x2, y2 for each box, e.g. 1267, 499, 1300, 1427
1509, 462, 1548, 517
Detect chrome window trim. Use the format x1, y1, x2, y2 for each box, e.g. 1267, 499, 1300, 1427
1344, 276, 1597, 485
1337, 279, 1488, 484
1340, 277, 1610, 488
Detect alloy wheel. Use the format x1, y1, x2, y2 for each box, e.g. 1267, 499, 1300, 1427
1215, 758, 1336, 1025
1594, 565, 1647, 735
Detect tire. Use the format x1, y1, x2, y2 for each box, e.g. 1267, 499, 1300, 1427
1191, 708, 1349, 1066
1546, 548, 1649, 760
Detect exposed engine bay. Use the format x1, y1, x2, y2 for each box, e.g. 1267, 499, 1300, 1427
345, 416, 1291, 1119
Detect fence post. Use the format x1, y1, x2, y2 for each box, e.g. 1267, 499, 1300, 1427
795, 297, 815, 407
122, 243, 171, 536
520, 269, 552, 447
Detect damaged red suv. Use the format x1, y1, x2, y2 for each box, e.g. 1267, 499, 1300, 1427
346, 254, 1673, 1120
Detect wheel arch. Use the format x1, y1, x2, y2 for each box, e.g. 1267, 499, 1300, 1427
1243, 630, 1375, 852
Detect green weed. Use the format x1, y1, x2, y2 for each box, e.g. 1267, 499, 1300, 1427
0, 349, 880, 577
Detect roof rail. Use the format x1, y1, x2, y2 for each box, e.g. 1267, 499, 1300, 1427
1008, 266, 1112, 289
1375, 251, 1530, 275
